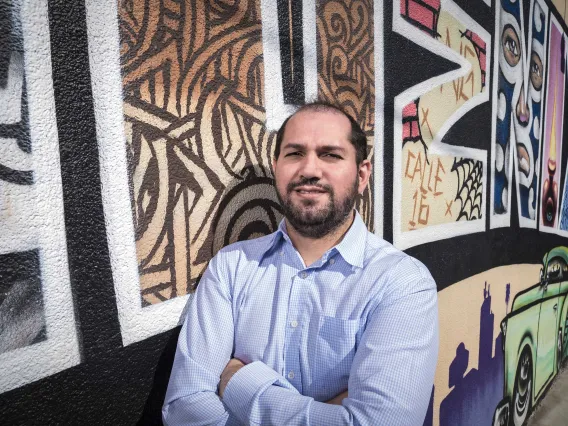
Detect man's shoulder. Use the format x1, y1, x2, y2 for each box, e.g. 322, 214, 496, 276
363, 232, 436, 291
215, 231, 278, 262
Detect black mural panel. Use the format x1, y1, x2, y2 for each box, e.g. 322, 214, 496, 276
277, 0, 305, 104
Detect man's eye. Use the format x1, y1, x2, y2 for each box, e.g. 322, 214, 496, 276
285, 152, 301, 157
322, 153, 342, 159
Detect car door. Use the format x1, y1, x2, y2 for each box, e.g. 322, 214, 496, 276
535, 257, 563, 394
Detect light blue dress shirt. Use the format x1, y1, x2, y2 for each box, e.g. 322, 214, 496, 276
163, 212, 438, 425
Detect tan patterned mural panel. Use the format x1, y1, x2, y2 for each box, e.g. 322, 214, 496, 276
317, 0, 374, 228
118, 0, 375, 305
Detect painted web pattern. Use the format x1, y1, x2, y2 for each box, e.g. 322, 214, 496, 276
452, 158, 483, 221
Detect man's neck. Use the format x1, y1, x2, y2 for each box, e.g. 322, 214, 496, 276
285, 211, 355, 267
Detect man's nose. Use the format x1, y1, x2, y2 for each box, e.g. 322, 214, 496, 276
299, 153, 322, 179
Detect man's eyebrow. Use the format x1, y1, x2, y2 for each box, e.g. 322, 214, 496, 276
281, 142, 306, 151
281, 143, 347, 152
319, 145, 346, 152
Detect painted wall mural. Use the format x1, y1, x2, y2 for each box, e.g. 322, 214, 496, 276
86, 0, 377, 345
491, 0, 549, 229
393, 0, 489, 249
494, 246, 568, 425
436, 256, 568, 426
544, 14, 568, 232
0, 0, 79, 394
3, 1, 568, 425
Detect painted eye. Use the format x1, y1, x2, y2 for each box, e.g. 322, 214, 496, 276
530, 52, 543, 90
502, 25, 521, 67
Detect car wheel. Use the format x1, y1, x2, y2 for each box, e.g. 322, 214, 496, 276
511, 349, 532, 426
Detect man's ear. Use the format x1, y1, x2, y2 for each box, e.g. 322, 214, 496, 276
357, 159, 372, 194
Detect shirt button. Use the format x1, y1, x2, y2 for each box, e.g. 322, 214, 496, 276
329, 258, 335, 265
290, 320, 298, 328
288, 371, 295, 379
301, 272, 307, 279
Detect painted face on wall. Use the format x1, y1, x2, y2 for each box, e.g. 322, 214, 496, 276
521, 3, 546, 220
494, 0, 546, 220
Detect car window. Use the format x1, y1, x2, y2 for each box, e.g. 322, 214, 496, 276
546, 257, 567, 283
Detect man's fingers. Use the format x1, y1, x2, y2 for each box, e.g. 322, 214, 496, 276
219, 358, 246, 399
227, 358, 245, 369
326, 390, 348, 405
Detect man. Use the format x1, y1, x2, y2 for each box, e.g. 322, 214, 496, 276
163, 102, 438, 425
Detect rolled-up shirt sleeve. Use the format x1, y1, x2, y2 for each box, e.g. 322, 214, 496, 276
221, 275, 439, 425
162, 254, 236, 425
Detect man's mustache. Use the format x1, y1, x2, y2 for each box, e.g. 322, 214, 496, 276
286, 178, 332, 193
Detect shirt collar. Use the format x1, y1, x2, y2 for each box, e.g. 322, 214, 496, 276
255, 220, 289, 259
334, 210, 367, 268
264, 210, 367, 268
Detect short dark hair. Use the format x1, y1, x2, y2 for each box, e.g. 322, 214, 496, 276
273, 101, 368, 165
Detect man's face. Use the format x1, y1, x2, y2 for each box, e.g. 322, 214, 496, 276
273, 109, 370, 238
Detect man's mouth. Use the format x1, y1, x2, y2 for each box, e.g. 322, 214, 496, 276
292, 186, 328, 196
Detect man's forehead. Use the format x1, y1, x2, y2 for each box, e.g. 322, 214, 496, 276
289, 107, 349, 123
283, 109, 352, 141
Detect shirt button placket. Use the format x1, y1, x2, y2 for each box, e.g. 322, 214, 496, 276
283, 270, 308, 392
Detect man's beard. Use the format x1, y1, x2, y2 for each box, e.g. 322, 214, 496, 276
276, 177, 359, 239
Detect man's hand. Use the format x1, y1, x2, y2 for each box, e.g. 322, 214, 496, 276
219, 358, 245, 399
326, 390, 348, 405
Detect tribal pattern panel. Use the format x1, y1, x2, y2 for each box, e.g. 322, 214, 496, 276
118, 0, 375, 305
316, 0, 374, 228
119, 0, 278, 305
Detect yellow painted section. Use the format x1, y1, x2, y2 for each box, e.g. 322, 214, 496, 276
434, 264, 541, 426
401, 9, 485, 231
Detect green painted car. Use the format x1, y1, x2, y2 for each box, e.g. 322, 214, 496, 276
493, 246, 568, 426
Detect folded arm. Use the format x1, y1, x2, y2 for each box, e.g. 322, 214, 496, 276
162, 252, 347, 425
162, 255, 236, 426
221, 278, 439, 426
163, 250, 438, 426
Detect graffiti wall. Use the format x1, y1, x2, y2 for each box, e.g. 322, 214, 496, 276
393, 0, 488, 249
435, 258, 568, 426
1, 0, 568, 424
